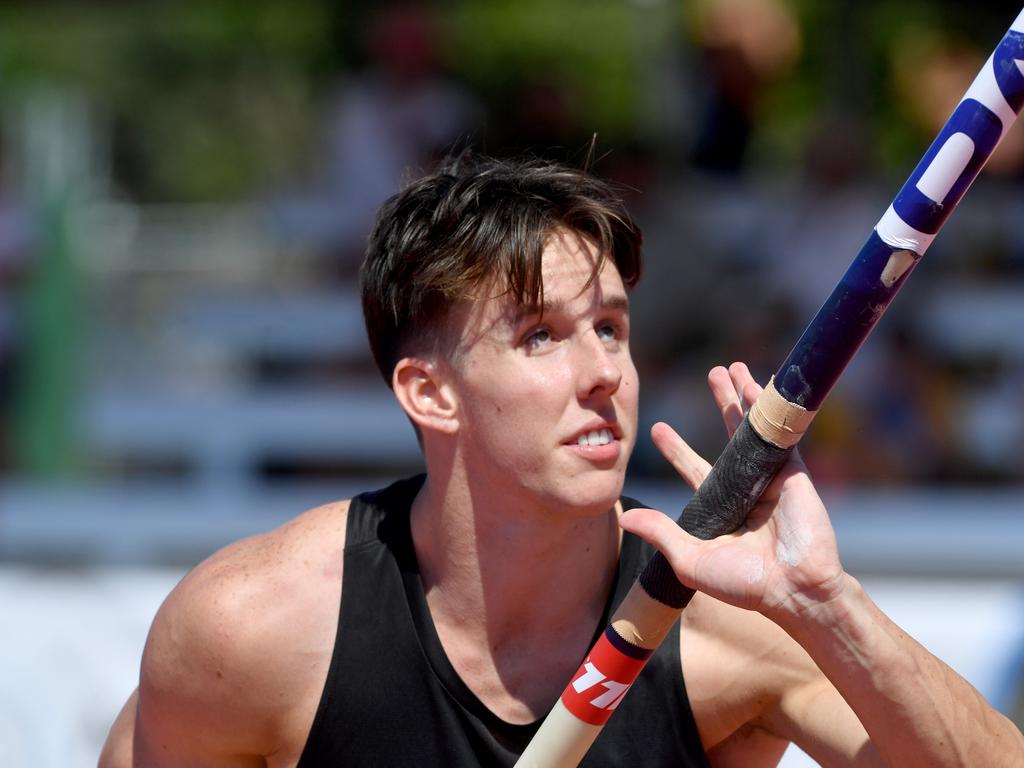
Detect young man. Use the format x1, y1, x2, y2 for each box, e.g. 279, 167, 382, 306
101, 155, 1023, 767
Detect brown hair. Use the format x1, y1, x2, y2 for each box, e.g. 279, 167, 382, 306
360, 153, 643, 385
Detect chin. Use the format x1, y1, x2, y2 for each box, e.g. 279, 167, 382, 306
549, 469, 626, 516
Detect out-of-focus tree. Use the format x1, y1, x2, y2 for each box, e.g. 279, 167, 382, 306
0, 1, 332, 201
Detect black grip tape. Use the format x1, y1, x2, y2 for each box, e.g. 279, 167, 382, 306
638, 415, 793, 608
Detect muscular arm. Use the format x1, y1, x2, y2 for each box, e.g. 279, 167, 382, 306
128, 546, 280, 768
626, 363, 1024, 767
99, 500, 347, 767
97, 605, 269, 768
684, 585, 1021, 768
98, 558, 270, 768
772, 574, 1023, 767
99, 689, 137, 768
682, 594, 877, 767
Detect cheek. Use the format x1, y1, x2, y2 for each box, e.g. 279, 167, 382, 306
626, 366, 640, 401
617, 356, 640, 399
461, 363, 571, 439
473, 357, 570, 402
487, 372, 568, 424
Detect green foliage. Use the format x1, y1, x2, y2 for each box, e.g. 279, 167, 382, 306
447, 0, 640, 142
0, 0, 331, 201
1, 0, 1016, 194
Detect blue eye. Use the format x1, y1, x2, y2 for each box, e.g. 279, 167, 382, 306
596, 323, 618, 340
525, 328, 552, 348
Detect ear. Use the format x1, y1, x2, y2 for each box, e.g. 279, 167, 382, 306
392, 357, 460, 435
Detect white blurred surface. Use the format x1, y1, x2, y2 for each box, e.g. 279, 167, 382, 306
0, 567, 185, 767
1, 567, 1021, 768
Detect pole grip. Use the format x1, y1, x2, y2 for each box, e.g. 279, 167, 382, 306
638, 415, 792, 609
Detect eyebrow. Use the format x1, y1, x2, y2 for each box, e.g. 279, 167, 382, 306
510, 294, 630, 327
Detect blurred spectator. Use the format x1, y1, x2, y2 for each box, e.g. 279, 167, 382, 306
763, 115, 878, 318
0, 142, 34, 472
688, 0, 801, 174
892, 31, 1024, 178
272, 1, 483, 274
958, 359, 1024, 482
807, 326, 960, 487
508, 78, 582, 150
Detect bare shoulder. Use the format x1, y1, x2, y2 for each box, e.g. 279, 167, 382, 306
679, 592, 822, 754
135, 499, 351, 764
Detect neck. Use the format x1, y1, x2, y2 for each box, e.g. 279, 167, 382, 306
410, 468, 622, 648
408, 461, 625, 720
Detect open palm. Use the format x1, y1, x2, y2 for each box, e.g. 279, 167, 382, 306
621, 363, 847, 620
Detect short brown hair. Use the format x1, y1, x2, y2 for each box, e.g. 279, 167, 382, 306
360, 153, 643, 385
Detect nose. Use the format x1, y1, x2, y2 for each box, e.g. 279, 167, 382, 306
576, 330, 622, 400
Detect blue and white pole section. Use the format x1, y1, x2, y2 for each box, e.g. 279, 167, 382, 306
516, 8, 1024, 767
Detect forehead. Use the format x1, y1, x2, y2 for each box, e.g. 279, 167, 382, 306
463, 231, 627, 335
520, 230, 626, 313
537, 229, 616, 288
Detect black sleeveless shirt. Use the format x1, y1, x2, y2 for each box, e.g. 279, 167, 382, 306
298, 476, 709, 767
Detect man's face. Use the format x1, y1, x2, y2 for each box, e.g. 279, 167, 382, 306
447, 229, 639, 515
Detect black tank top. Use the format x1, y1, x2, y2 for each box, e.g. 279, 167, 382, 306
298, 476, 709, 767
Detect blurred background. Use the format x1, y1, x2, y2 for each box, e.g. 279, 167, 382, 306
1, 0, 1023, 764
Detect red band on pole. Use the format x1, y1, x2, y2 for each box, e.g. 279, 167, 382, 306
560, 630, 652, 726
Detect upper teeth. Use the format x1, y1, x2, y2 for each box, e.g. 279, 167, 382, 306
577, 429, 613, 446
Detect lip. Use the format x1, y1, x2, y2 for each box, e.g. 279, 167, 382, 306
567, 439, 622, 463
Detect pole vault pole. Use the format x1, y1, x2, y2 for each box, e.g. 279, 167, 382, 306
517, 7, 1024, 766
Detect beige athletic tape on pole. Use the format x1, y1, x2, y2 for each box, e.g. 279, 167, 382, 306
748, 377, 817, 449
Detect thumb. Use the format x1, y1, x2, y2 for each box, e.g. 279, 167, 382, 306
619, 508, 707, 588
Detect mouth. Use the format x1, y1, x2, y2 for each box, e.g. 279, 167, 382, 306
563, 423, 625, 464
572, 427, 616, 447
565, 426, 623, 465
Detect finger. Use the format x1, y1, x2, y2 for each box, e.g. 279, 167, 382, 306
727, 361, 764, 412
708, 365, 743, 436
618, 508, 705, 588
651, 422, 712, 490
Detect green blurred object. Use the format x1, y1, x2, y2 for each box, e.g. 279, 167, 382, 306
448, 0, 643, 142
0, 0, 328, 202
11, 91, 90, 477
